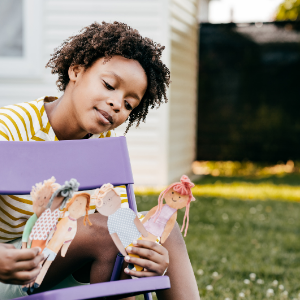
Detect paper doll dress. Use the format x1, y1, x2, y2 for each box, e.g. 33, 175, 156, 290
107, 208, 141, 248
29, 208, 60, 250
144, 204, 177, 238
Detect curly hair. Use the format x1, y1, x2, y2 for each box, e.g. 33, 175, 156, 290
46, 21, 170, 133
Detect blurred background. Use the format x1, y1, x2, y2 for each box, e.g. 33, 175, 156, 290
1, 0, 300, 299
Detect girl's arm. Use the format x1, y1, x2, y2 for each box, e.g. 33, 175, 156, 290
22, 214, 38, 249
141, 206, 158, 224
161, 212, 177, 244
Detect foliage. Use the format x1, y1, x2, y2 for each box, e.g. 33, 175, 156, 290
276, 0, 300, 21
192, 161, 299, 178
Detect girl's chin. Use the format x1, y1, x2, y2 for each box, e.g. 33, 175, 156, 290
85, 123, 111, 135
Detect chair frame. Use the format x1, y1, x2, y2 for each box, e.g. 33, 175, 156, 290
0, 137, 170, 300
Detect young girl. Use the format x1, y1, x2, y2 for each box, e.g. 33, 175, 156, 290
0, 22, 200, 300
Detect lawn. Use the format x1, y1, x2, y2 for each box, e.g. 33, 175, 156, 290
135, 174, 300, 300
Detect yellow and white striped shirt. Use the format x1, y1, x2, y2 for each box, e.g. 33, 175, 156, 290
0, 96, 128, 243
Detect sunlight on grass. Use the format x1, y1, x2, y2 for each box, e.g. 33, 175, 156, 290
135, 182, 300, 202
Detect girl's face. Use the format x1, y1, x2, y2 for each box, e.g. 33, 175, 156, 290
68, 195, 88, 219
68, 55, 147, 135
164, 188, 189, 210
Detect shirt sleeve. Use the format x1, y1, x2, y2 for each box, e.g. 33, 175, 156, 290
0, 121, 11, 141
22, 214, 38, 242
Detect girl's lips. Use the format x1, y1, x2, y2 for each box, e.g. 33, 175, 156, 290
95, 108, 113, 125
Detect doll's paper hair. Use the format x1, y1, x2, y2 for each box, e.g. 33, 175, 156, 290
62, 192, 92, 226
92, 183, 120, 208
151, 175, 195, 237
31, 177, 60, 202
47, 178, 80, 210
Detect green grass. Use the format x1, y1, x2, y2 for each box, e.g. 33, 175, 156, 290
135, 174, 300, 300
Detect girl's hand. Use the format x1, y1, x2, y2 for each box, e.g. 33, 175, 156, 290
0, 243, 44, 285
124, 240, 169, 277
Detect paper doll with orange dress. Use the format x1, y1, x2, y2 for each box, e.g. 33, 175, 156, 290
21, 177, 60, 250
93, 184, 148, 271
27, 179, 80, 253
34, 192, 92, 288
142, 175, 195, 244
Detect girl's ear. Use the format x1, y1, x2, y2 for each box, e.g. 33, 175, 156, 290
68, 65, 84, 82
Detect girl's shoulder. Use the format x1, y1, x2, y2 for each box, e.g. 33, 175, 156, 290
0, 97, 47, 141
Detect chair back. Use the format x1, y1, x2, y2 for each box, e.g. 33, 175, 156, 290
0, 137, 133, 194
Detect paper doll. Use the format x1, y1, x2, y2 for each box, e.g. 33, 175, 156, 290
27, 179, 80, 253
22, 177, 60, 250
93, 184, 148, 271
34, 192, 92, 288
142, 175, 195, 244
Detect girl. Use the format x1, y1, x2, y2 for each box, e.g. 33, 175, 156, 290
0, 22, 200, 300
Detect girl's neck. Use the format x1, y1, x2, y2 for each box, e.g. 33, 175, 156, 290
44, 91, 88, 140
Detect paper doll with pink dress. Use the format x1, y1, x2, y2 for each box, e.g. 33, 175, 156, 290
142, 175, 195, 243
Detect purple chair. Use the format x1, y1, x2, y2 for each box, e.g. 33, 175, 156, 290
0, 137, 170, 300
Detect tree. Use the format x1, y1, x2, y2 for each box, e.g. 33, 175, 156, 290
276, 0, 300, 21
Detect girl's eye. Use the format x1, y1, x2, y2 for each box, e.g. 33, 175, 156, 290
125, 101, 133, 111
44, 197, 46, 199
179, 197, 181, 198
104, 81, 114, 90
172, 192, 174, 194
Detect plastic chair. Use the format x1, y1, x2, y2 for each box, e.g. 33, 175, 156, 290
0, 137, 170, 300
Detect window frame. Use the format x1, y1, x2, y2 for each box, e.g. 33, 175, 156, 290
0, 0, 42, 79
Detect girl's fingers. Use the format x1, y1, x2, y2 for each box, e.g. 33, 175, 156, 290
127, 247, 163, 265
14, 255, 44, 272
133, 240, 167, 255
125, 255, 160, 273
15, 248, 42, 261
13, 267, 41, 284
124, 267, 156, 278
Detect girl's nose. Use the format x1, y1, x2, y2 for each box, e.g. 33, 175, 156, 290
107, 97, 122, 113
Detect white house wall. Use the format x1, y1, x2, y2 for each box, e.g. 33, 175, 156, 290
167, 0, 199, 183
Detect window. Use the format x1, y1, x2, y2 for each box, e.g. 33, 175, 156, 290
0, 0, 42, 78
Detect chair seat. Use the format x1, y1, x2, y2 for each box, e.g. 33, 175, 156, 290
17, 277, 170, 300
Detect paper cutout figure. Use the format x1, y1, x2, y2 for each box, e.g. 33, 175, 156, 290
93, 184, 148, 272
27, 179, 80, 253
142, 175, 195, 244
34, 192, 92, 288
22, 177, 60, 250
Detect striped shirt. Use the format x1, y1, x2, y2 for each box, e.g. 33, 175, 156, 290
0, 96, 127, 243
